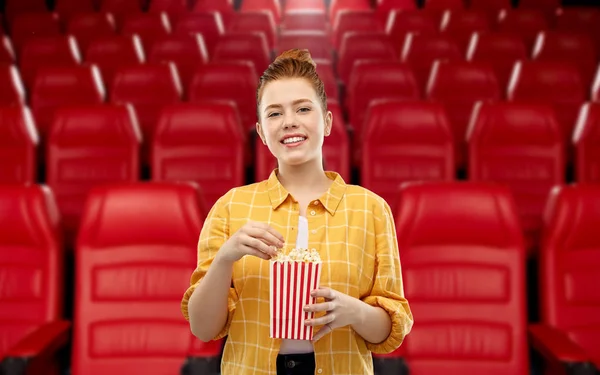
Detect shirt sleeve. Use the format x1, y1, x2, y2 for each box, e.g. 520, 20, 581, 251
361, 199, 414, 354
181, 190, 238, 341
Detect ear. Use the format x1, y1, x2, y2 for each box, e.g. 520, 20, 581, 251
324, 110, 333, 137
256, 122, 267, 145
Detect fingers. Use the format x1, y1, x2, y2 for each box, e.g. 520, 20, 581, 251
305, 313, 335, 327
245, 226, 284, 248
303, 301, 335, 313
242, 236, 278, 257
310, 287, 337, 300
249, 221, 285, 244
241, 245, 272, 260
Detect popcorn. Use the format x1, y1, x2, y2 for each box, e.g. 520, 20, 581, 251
270, 248, 322, 340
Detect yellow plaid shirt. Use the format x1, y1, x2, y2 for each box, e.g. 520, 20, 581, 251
181, 170, 413, 375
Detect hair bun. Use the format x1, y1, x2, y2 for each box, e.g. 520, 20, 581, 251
274, 49, 316, 68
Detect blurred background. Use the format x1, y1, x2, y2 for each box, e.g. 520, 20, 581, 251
0, 0, 599, 374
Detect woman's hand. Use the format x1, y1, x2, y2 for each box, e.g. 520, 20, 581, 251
216, 221, 285, 264
303, 287, 364, 341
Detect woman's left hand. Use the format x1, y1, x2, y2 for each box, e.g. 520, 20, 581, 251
303, 287, 363, 341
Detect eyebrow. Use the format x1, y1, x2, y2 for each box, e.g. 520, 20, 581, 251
263, 98, 314, 113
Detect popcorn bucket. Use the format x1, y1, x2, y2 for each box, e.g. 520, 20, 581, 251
269, 259, 322, 340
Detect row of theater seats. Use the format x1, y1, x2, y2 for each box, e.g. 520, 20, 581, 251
2, 97, 599, 257
1, 181, 598, 374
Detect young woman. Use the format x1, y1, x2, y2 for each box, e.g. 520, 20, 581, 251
181, 49, 413, 375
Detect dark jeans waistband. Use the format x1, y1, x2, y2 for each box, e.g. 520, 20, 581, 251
276, 352, 315, 375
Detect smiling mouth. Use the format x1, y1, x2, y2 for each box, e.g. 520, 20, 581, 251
281, 136, 307, 145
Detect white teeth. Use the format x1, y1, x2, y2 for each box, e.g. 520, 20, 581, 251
282, 136, 306, 144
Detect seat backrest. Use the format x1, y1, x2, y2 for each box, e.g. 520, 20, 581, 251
333, 10, 382, 49
385, 10, 438, 54
229, 11, 277, 50
173, 11, 225, 56
394, 181, 528, 375
71, 182, 205, 375
427, 60, 501, 151
531, 31, 598, 85
0, 184, 62, 357
0, 63, 25, 106
65, 13, 117, 52
329, 0, 371, 24
18, 35, 82, 89
30, 65, 106, 138
54, 0, 95, 19
188, 61, 258, 131
110, 62, 183, 139
507, 60, 586, 141
0, 36, 15, 64
314, 59, 339, 102
0, 105, 38, 184
9, 12, 61, 52
467, 102, 564, 253
151, 102, 245, 208
323, 100, 351, 182
347, 60, 420, 138
440, 9, 491, 53
401, 33, 462, 92
99, 0, 144, 26
466, 31, 528, 90
280, 9, 328, 31
337, 31, 397, 83
496, 9, 550, 49
46, 104, 141, 244
192, 0, 234, 27
241, 0, 282, 24
573, 102, 600, 184
120, 12, 172, 52
84, 35, 146, 90
211, 32, 271, 74
148, 34, 209, 90
277, 30, 333, 62
539, 184, 600, 362
361, 100, 454, 211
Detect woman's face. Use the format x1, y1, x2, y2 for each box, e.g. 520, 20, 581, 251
256, 78, 332, 168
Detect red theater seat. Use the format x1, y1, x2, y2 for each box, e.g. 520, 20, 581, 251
173, 12, 225, 57
18, 35, 82, 89
151, 102, 245, 208
46, 104, 141, 247
65, 13, 118, 53
192, 0, 234, 28
426, 60, 501, 168
277, 31, 333, 62
401, 33, 462, 92
212, 32, 271, 74
0, 37, 15, 63
280, 9, 328, 32
0, 63, 25, 106
507, 60, 586, 147
332, 10, 382, 49
30, 65, 106, 139
120, 12, 173, 52
148, 0, 189, 23
530, 185, 600, 372
376, 0, 417, 25
329, 0, 371, 24
84, 35, 145, 90
467, 102, 565, 255
315, 59, 339, 103
337, 31, 397, 84
466, 32, 528, 91
284, 0, 326, 11
241, 0, 282, 24
496, 9, 549, 50
109, 62, 182, 150
389, 181, 528, 375
468, 0, 511, 22
346, 60, 420, 144
9, 12, 61, 53
0, 184, 70, 375
385, 10, 438, 54
71, 182, 217, 375
4, 0, 48, 26
148, 34, 209, 90
228, 11, 277, 51
531, 31, 598, 88
573, 102, 600, 184
0, 106, 38, 184
360, 100, 455, 212
99, 0, 144, 27
440, 10, 491, 53
188, 61, 258, 132
54, 0, 95, 20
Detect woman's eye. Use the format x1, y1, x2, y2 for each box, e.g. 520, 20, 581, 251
268, 112, 281, 118
298, 107, 310, 112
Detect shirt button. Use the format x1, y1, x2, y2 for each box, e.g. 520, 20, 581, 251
317, 369, 323, 374
311, 229, 317, 234
313, 200, 319, 205
310, 210, 316, 216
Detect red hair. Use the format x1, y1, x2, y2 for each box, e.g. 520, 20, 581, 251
256, 49, 328, 117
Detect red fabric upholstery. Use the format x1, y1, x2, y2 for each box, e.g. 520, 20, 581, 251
332, 10, 382, 49
229, 11, 277, 50
277, 31, 333, 62
440, 10, 491, 53
394, 181, 528, 375
9, 12, 61, 53
336, 31, 396, 83
0, 63, 25, 106
329, 0, 371, 24
280, 9, 328, 32
0, 105, 38, 184
467, 102, 565, 255
240, 0, 282, 24
496, 9, 550, 50
173, 12, 225, 56
539, 184, 600, 367
46, 104, 141, 246
71, 182, 205, 375
151, 102, 245, 209
385, 10, 438, 54
361, 100, 455, 212
120, 12, 172, 52
65, 13, 117, 52
573, 102, 600, 184
212, 32, 271, 74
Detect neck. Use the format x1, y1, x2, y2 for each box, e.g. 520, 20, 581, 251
277, 157, 330, 195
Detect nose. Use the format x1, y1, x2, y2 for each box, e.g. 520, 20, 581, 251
282, 112, 298, 129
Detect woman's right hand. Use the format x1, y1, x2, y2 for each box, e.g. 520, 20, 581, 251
216, 221, 285, 264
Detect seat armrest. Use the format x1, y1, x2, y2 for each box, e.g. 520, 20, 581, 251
180, 338, 223, 375
529, 323, 597, 375
1, 320, 71, 375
